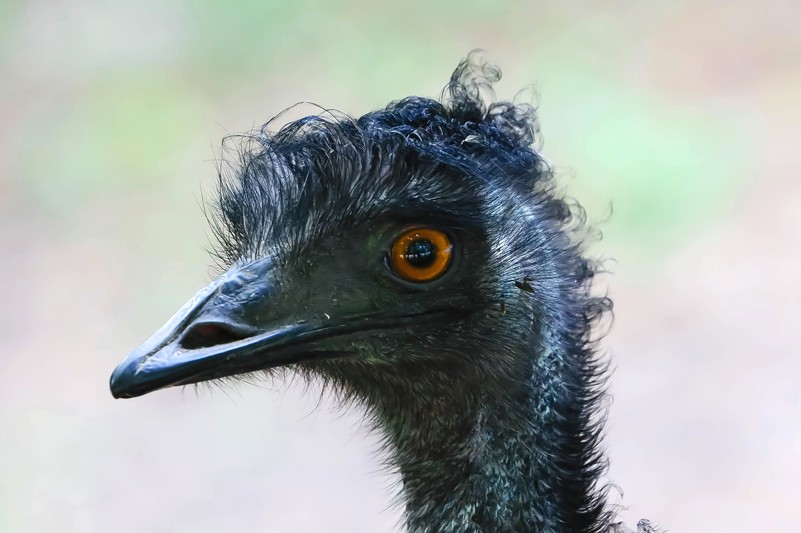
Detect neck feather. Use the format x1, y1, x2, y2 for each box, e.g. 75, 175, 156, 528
373, 353, 609, 533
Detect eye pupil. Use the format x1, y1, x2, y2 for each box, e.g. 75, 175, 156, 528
404, 239, 437, 268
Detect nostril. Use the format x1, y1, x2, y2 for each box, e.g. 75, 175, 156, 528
180, 323, 250, 350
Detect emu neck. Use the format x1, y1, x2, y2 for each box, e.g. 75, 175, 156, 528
375, 376, 602, 533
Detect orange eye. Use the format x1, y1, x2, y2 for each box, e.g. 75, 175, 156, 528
390, 228, 452, 282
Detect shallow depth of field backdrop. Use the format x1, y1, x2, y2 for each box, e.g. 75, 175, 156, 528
1, 1, 799, 531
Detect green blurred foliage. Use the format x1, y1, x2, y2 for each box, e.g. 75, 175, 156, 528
13, 75, 207, 211
541, 73, 752, 248
2, 0, 756, 258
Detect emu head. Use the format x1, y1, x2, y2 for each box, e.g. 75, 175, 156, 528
110, 57, 604, 426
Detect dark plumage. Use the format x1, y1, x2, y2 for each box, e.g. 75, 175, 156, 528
110, 53, 653, 533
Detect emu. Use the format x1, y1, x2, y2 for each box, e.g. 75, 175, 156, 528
110, 54, 653, 533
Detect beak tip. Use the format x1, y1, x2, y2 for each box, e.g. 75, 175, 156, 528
109, 358, 146, 399
109, 366, 130, 399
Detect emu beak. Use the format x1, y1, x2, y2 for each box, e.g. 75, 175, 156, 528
109, 257, 322, 399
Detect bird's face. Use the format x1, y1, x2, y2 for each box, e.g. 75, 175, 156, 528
109, 132, 534, 400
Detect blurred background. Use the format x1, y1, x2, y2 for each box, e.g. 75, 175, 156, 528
1, 0, 799, 531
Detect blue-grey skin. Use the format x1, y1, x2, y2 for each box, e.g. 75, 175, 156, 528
110, 54, 654, 533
